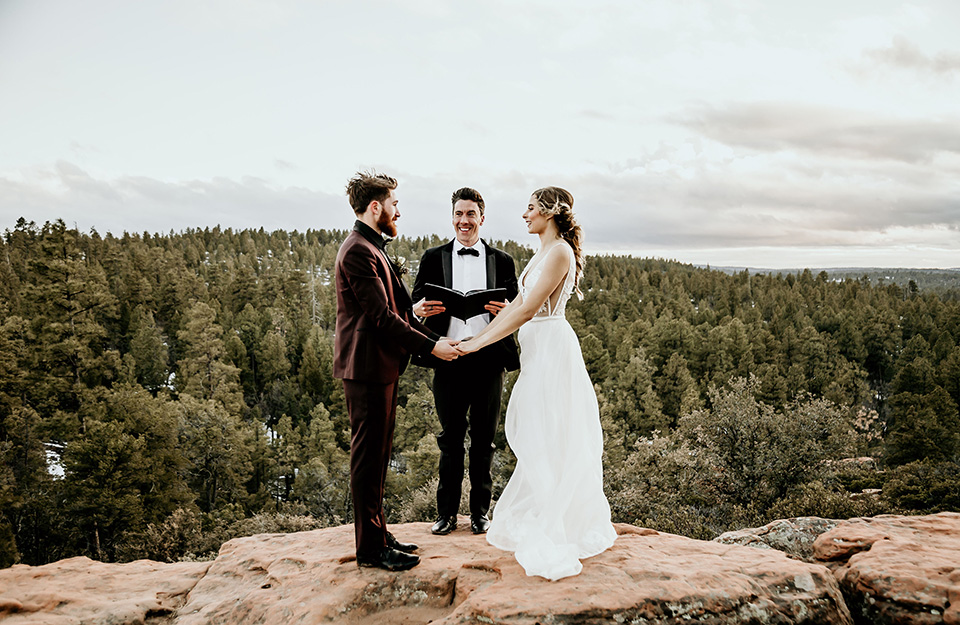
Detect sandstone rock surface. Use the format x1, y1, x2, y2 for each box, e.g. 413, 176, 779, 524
715, 517, 841, 562
1, 517, 852, 625
813, 511, 960, 625
0, 556, 210, 624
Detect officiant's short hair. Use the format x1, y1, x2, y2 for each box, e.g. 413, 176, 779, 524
346, 171, 398, 215
451, 187, 485, 216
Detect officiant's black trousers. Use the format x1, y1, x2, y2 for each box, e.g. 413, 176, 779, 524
433, 354, 505, 519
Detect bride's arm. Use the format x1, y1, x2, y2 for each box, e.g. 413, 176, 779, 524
458, 245, 571, 353
460, 291, 524, 346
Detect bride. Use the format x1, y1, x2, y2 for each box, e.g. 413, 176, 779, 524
455, 187, 617, 580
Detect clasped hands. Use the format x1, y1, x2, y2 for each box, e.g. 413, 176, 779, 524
430, 336, 480, 361
416, 297, 497, 362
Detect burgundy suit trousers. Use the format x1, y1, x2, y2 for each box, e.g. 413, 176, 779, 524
343, 378, 399, 558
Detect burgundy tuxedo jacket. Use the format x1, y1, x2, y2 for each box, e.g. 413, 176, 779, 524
333, 223, 438, 383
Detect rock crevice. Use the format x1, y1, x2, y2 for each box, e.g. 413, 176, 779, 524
812, 512, 960, 625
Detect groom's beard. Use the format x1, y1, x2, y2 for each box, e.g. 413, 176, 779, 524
378, 211, 398, 237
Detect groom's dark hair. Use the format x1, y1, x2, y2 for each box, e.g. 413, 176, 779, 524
451, 187, 485, 216
346, 170, 398, 215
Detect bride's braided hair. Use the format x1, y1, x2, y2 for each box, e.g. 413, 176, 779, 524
532, 186, 584, 296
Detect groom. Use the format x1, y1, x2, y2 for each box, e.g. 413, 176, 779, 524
412, 187, 520, 536
334, 171, 460, 571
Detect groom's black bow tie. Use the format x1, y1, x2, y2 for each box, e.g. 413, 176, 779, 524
457, 247, 480, 257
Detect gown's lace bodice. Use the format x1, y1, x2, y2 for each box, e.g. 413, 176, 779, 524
518, 245, 577, 319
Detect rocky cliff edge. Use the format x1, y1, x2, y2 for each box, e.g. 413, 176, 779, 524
1, 512, 958, 624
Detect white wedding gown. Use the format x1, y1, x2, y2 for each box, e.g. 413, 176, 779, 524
486, 247, 617, 580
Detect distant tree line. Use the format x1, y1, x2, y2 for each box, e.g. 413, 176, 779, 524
1, 218, 958, 567
787, 267, 960, 294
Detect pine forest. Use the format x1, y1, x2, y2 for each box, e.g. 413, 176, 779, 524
2, 218, 959, 568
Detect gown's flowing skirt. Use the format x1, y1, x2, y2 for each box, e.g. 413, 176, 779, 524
486, 316, 617, 580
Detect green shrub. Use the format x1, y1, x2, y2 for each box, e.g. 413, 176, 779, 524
883, 460, 960, 512
137, 507, 203, 562
604, 431, 760, 539
767, 481, 887, 521
677, 377, 858, 511
603, 377, 881, 539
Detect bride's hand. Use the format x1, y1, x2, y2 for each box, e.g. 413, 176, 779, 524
456, 339, 477, 355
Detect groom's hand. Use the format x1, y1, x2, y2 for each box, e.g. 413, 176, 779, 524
414, 298, 445, 318
431, 338, 460, 361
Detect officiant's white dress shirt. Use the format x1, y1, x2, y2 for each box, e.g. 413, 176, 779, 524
448, 240, 490, 341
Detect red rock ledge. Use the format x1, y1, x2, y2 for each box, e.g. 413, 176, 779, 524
1, 517, 856, 624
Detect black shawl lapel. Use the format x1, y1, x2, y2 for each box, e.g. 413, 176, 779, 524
483, 239, 497, 290
441, 241, 454, 287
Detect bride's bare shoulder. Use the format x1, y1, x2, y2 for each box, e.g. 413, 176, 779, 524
547, 241, 574, 262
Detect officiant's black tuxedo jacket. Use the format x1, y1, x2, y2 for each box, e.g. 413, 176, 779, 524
412, 238, 519, 519
411, 240, 520, 371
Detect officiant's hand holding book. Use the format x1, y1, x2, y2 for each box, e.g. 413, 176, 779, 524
413, 298, 445, 318
420, 283, 508, 321
484, 299, 507, 316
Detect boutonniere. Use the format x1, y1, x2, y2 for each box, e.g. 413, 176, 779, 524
389, 253, 408, 277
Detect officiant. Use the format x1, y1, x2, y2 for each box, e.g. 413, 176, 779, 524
411, 187, 520, 536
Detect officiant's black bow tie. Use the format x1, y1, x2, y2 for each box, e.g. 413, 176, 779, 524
457, 248, 480, 257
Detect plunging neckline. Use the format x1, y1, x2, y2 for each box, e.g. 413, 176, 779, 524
521, 241, 566, 289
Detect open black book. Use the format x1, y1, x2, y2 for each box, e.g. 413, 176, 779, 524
421, 283, 508, 321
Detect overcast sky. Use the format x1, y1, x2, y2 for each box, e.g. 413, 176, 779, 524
1, 0, 958, 268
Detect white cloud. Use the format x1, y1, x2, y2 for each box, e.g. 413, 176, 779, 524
6, 155, 956, 271
673, 102, 960, 162
0, 163, 344, 234
2, 0, 959, 268
863, 36, 960, 75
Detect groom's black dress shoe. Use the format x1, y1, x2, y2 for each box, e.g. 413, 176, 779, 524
356, 547, 420, 571
431, 516, 457, 535
386, 531, 418, 553
471, 515, 491, 534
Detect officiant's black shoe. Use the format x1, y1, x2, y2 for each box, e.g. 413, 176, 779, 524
431, 516, 457, 535
470, 515, 490, 534
356, 547, 420, 571
386, 531, 418, 553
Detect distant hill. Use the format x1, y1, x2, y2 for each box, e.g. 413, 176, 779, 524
706, 266, 960, 292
